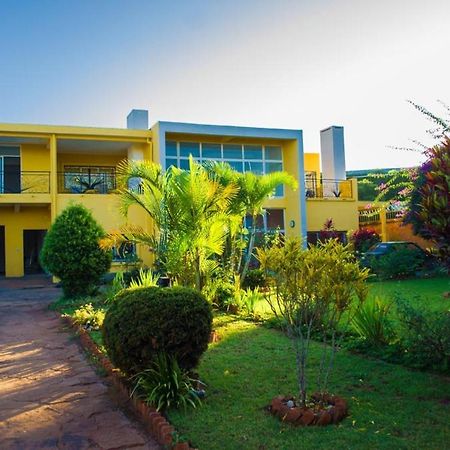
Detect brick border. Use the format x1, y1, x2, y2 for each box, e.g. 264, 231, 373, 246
62, 316, 194, 450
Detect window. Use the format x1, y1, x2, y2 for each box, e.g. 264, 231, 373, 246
112, 241, 137, 262
165, 141, 284, 197
0, 146, 20, 193
245, 208, 285, 233
63, 166, 116, 193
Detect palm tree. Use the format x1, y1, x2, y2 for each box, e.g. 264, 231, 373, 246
237, 171, 297, 284
204, 162, 297, 284
107, 157, 237, 290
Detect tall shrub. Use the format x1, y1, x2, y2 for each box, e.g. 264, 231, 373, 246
404, 139, 450, 270
40, 204, 111, 297
258, 239, 369, 406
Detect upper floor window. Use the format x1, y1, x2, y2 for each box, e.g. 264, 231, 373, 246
62, 166, 116, 194
0, 146, 20, 193
165, 141, 284, 197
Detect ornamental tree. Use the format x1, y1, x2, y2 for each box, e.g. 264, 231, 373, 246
404, 139, 450, 270
40, 203, 112, 297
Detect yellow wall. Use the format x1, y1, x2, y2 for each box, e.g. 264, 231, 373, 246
306, 199, 359, 232
21, 144, 50, 171
304, 152, 320, 174
0, 206, 51, 277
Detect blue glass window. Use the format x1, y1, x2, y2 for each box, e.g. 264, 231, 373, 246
166, 141, 177, 157
223, 144, 242, 159
265, 146, 282, 160
244, 145, 262, 160
202, 143, 221, 159
179, 142, 200, 158
244, 161, 263, 174
228, 160, 243, 172
166, 158, 177, 169
179, 159, 190, 170
265, 162, 283, 173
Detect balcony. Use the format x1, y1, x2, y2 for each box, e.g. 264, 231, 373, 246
0, 171, 50, 194
58, 171, 118, 194
305, 178, 353, 200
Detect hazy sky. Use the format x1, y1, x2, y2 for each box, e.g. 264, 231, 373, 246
1, 0, 449, 170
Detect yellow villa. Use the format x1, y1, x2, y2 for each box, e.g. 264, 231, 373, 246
0, 109, 360, 277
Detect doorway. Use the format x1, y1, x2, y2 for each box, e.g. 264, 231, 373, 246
0, 226, 5, 275
23, 230, 46, 274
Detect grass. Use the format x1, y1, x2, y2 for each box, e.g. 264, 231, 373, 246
254, 276, 450, 317
168, 315, 450, 450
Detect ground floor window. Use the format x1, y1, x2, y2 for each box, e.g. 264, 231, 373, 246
112, 241, 137, 263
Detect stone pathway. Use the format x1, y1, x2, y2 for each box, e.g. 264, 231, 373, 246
0, 283, 160, 450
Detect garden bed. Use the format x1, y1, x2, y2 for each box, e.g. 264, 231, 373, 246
63, 316, 195, 450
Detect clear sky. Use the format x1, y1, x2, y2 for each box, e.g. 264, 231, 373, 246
1, 0, 449, 170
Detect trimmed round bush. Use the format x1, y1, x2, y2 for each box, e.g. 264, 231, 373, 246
102, 286, 213, 375
40, 203, 111, 297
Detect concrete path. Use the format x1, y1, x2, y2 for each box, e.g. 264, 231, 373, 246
0, 282, 160, 450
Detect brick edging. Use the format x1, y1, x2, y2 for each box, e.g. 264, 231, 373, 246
62, 316, 194, 450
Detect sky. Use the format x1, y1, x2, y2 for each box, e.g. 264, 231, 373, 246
1, 0, 449, 170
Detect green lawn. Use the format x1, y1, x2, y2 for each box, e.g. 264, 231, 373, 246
254, 276, 450, 317
168, 315, 450, 450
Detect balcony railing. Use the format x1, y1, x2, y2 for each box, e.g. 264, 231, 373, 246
58, 172, 118, 194
0, 171, 50, 194
305, 178, 353, 199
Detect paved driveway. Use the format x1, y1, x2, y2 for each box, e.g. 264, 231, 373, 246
0, 282, 160, 450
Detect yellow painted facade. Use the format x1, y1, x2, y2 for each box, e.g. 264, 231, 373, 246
0, 119, 359, 277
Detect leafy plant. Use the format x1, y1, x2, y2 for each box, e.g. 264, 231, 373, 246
242, 268, 266, 290
132, 353, 201, 412
104, 271, 126, 303
395, 295, 450, 371
258, 239, 369, 406
236, 288, 263, 318
350, 228, 381, 255
352, 298, 392, 346
318, 218, 340, 242
128, 268, 159, 289
103, 287, 212, 375
369, 248, 425, 279
71, 303, 105, 330
404, 139, 450, 271
40, 203, 112, 297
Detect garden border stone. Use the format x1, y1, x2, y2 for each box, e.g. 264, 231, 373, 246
62, 316, 196, 450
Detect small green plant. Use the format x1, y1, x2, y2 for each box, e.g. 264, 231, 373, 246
236, 288, 263, 318
132, 353, 201, 412
104, 271, 126, 302
71, 303, 105, 330
242, 268, 266, 290
128, 268, 159, 289
395, 295, 450, 371
352, 298, 392, 346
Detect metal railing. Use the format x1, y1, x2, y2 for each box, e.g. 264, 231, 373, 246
305, 178, 353, 199
58, 172, 118, 194
0, 171, 50, 194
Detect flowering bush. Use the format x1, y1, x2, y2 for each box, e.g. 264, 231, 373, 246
350, 228, 381, 255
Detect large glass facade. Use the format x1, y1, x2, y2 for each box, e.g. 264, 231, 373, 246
165, 140, 284, 197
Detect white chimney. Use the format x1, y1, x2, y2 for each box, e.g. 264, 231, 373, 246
127, 109, 149, 130
320, 126, 346, 181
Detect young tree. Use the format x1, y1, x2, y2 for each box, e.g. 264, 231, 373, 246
40, 204, 112, 297
258, 239, 368, 406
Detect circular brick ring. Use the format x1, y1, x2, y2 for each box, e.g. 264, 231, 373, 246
269, 393, 348, 426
